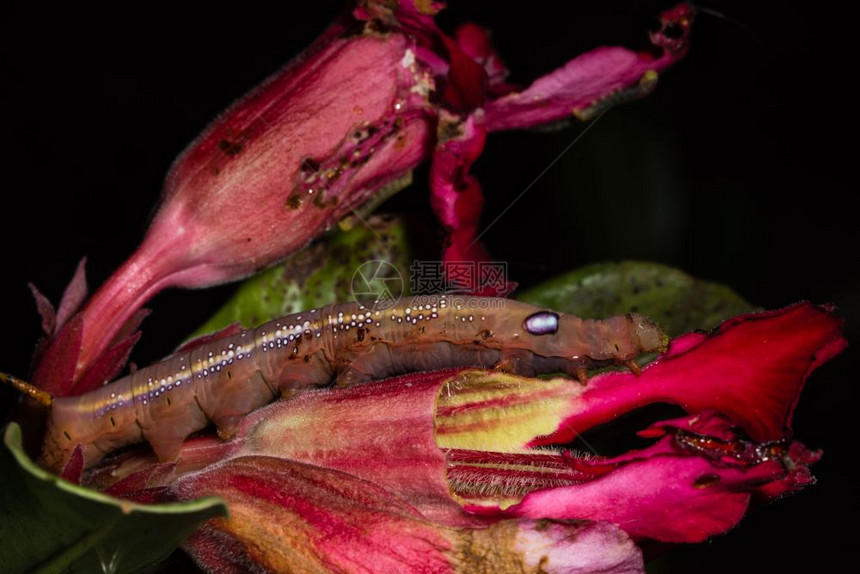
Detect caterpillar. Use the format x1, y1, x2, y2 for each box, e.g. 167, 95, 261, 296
3, 295, 667, 473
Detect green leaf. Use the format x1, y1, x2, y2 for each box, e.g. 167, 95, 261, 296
190, 214, 415, 339
0, 423, 227, 574
516, 261, 755, 336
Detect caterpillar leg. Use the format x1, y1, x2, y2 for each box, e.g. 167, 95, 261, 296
624, 360, 642, 376
493, 350, 537, 377
149, 439, 184, 464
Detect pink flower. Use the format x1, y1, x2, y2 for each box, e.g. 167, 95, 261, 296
89, 302, 845, 572
27, 1, 692, 396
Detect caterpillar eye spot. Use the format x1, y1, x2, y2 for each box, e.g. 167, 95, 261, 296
63, 431, 71, 441
110, 416, 116, 427
166, 397, 172, 406
523, 311, 559, 335
614, 343, 620, 351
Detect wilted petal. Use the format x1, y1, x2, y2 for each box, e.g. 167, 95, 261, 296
482, 4, 694, 131
429, 114, 509, 294
452, 23, 514, 97
501, 520, 643, 574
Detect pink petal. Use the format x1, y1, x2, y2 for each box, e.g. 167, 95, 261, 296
430, 115, 486, 232
232, 369, 474, 527
68, 31, 436, 384
31, 312, 83, 397
173, 455, 455, 573
100, 370, 477, 527
54, 258, 88, 333
150, 35, 430, 288
508, 520, 643, 574
73, 330, 141, 394
101, 462, 176, 504
27, 282, 56, 336
482, 4, 693, 132
534, 302, 846, 446
172, 454, 644, 573
111, 307, 151, 346
59, 444, 84, 484
453, 23, 515, 97
439, 34, 488, 113
500, 411, 821, 543
430, 115, 513, 295
507, 447, 762, 543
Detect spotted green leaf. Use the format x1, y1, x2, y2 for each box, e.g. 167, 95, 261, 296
517, 261, 755, 336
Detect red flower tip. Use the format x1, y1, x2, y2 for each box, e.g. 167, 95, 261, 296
651, 3, 695, 55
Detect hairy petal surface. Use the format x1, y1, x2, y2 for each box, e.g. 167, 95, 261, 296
172, 456, 643, 573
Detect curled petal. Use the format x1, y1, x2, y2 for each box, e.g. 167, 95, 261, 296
452, 23, 514, 97
502, 412, 822, 543
482, 4, 694, 131
429, 114, 511, 294
534, 302, 846, 446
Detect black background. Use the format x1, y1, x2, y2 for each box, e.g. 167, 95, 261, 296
2, 1, 855, 572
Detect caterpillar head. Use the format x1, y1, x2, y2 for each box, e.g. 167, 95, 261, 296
627, 313, 669, 356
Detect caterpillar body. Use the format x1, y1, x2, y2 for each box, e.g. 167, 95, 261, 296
18, 295, 666, 473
